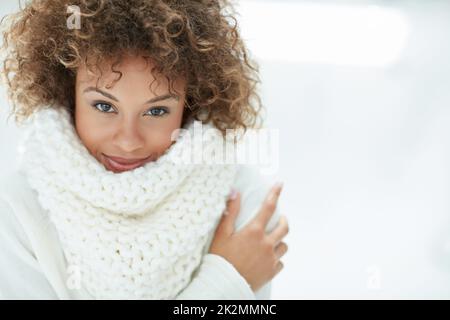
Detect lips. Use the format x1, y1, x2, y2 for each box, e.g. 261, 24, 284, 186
102, 153, 153, 172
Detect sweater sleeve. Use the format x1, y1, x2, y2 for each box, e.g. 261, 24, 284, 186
175, 253, 256, 300
176, 164, 281, 300
0, 197, 58, 299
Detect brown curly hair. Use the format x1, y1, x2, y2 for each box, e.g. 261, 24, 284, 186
0, 0, 265, 138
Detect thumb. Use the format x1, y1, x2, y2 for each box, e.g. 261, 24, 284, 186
218, 189, 241, 236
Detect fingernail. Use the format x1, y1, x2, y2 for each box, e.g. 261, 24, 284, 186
275, 181, 284, 191
273, 181, 284, 195
269, 182, 283, 202
228, 189, 238, 200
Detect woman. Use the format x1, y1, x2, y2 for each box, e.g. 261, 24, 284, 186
0, 0, 289, 299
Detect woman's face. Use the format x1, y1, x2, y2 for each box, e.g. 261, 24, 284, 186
74, 55, 186, 173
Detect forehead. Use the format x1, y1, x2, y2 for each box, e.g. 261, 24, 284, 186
76, 55, 185, 93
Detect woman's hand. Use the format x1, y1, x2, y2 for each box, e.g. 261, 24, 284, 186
208, 183, 289, 292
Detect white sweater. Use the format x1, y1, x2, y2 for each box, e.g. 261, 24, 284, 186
0, 164, 280, 300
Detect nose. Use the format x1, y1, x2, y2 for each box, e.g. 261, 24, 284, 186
113, 118, 145, 153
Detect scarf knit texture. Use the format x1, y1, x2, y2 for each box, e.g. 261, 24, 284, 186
17, 107, 238, 299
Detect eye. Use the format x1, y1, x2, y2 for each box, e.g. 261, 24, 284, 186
92, 102, 115, 113
146, 107, 170, 117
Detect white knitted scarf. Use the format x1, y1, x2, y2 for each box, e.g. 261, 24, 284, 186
17, 107, 238, 299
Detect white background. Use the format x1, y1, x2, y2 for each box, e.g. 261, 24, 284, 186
1, 0, 450, 299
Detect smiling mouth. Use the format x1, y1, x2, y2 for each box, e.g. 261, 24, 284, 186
102, 153, 154, 172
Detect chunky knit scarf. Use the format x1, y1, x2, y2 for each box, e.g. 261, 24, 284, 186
17, 107, 238, 299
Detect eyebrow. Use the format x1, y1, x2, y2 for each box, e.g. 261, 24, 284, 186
83, 86, 180, 104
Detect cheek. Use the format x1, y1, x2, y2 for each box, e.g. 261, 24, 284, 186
74, 112, 107, 156
146, 123, 181, 154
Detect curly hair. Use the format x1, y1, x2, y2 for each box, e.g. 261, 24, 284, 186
0, 0, 265, 138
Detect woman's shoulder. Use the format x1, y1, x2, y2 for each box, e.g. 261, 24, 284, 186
234, 164, 278, 191
0, 170, 36, 237
232, 164, 282, 233
0, 170, 28, 219
0, 189, 26, 243
0, 169, 33, 202
0, 169, 51, 239
0, 171, 64, 299
1, 170, 36, 215
0, 171, 38, 272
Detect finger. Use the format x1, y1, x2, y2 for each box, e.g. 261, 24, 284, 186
268, 215, 289, 246
274, 242, 288, 260
217, 190, 241, 237
252, 182, 283, 228
274, 260, 284, 276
